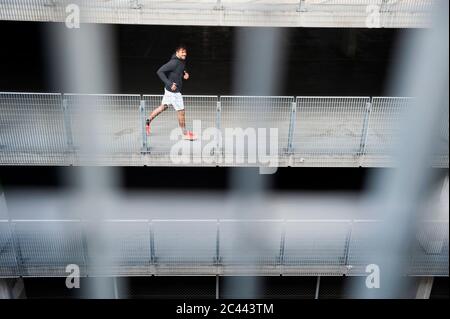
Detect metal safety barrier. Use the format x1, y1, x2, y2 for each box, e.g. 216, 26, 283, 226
0, 92, 448, 167
0, 219, 448, 277
0, 0, 434, 28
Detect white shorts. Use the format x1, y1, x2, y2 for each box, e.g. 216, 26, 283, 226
161, 88, 184, 111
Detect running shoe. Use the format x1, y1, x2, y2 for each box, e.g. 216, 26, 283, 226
145, 119, 151, 135
182, 131, 197, 141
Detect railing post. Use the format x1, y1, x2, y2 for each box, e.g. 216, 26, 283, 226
62, 95, 73, 150
149, 221, 155, 267
216, 99, 222, 162
140, 99, 148, 152
278, 221, 286, 275
81, 221, 89, 277
10, 222, 24, 277
215, 220, 220, 270
358, 99, 372, 156
214, 0, 223, 10
287, 100, 297, 154
343, 220, 354, 275
297, 0, 307, 12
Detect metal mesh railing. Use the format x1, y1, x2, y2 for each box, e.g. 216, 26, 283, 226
1, 93, 448, 167
346, 220, 382, 275
219, 96, 293, 166
291, 97, 369, 166
85, 220, 152, 276
218, 220, 283, 274
363, 97, 410, 166
347, 220, 450, 276
1, 218, 447, 277
410, 220, 449, 276
12, 220, 86, 277
0, 221, 19, 277
283, 220, 351, 275
0, 0, 433, 28
152, 220, 217, 274
0, 92, 69, 165
435, 102, 449, 167
65, 94, 141, 163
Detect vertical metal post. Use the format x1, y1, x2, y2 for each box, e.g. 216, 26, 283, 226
140, 99, 148, 152
278, 221, 286, 275
62, 95, 74, 150
315, 276, 321, 299
149, 221, 155, 274
415, 277, 434, 299
214, 0, 223, 10
0, 278, 25, 299
216, 99, 222, 162
81, 221, 90, 277
215, 220, 220, 268
216, 275, 220, 299
287, 100, 297, 154
10, 222, 24, 277
0, 279, 12, 299
380, 0, 389, 13
358, 99, 372, 156
297, 0, 307, 12
343, 221, 354, 275
113, 277, 119, 299
1, 192, 20, 277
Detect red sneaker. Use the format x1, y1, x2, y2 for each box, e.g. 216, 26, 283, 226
183, 131, 197, 141
145, 119, 151, 135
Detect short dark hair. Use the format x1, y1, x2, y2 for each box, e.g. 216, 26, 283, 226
175, 44, 187, 52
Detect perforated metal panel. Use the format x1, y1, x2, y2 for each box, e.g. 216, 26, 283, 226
410, 221, 449, 276
13, 221, 85, 277
219, 96, 293, 166
152, 220, 217, 275
283, 220, 351, 275
292, 97, 369, 167
0, 221, 19, 277
219, 220, 283, 274
346, 220, 381, 275
0, 92, 69, 165
85, 221, 151, 276
434, 101, 449, 168
65, 94, 141, 161
363, 97, 411, 166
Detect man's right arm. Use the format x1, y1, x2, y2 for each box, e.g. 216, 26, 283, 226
156, 60, 176, 87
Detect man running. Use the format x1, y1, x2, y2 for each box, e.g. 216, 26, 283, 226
146, 45, 196, 140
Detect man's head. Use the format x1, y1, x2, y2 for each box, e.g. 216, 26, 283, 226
175, 45, 187, 60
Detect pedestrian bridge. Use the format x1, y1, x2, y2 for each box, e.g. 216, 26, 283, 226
0, 215, 448, 277
0, 0, 435, 28
0, 92, 448, 167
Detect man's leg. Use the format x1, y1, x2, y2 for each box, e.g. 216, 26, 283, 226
177, 110, 186, 134
146, 104, 168, 134
149, 104, 168, 122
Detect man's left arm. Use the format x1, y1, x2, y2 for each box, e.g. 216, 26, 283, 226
183, 70, 189, 80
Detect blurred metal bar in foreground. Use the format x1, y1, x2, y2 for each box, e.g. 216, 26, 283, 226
348, 0, 449, 298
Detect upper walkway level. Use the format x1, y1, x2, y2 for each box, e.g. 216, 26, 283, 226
0, 0, 435, 28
